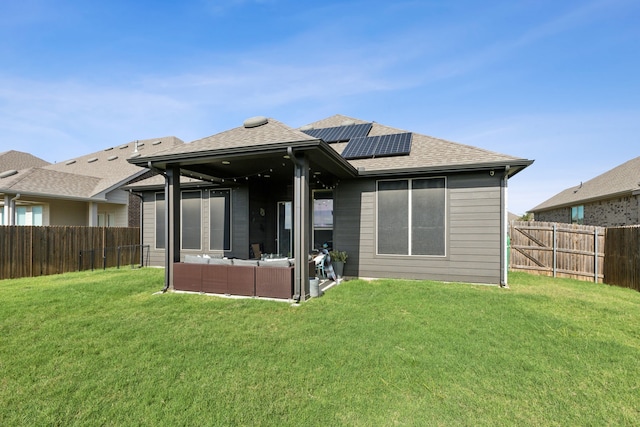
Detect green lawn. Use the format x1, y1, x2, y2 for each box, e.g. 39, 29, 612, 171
1, 269, 639, 426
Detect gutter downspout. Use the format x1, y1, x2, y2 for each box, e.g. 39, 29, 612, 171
129, 189, 145, 267
287, 147, 303, 302
501, 166, 510, 288
148, 161, 171, 292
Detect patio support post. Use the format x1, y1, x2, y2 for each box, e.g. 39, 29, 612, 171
291, 150, 310, 302
166, 165, 181, 290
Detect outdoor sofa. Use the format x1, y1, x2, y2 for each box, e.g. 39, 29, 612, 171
173, 255, 313, 299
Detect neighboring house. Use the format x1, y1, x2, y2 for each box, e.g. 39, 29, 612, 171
530, 156, 640, 226
0, 150, 51, 224
0, 138, 183, 226
0, 150, 50, 171
128, 114, 532, 296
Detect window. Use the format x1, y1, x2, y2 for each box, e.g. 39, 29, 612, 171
209, 189, 231, 251
182, 190, 202, 250
377, 177, 446, 256
32, 206, 43, 226
97, 212, 113, 227
155, 193, 165, 249
571, 205, 584, 224
313, 190, 333, 250
16, 207, 27, 225
0, 206, 4, 225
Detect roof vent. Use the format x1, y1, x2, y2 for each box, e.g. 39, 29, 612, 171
65, 160, 76, 165
299, 125, 314, 131
0, 169, 18, 179
107, 155, 118, 161
341, 120, 356, 126
119, 144, 128, 150
105, 147, 113, 151
152, 140, 162, 146
243, 116, 269, 128
87, 157, 98, 163
129, 153, 141, 159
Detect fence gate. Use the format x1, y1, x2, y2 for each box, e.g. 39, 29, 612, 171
509, 221, 605, 283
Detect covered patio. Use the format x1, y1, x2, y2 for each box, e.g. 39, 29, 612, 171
130, 116, 357, 301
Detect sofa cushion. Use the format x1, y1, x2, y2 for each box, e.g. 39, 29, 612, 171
258, 259, 291, 268
184, 255, 209, 264
232, 259, 259, 267
208, 257, 233, 265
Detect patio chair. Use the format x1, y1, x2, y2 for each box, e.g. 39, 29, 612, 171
314, 253, 326, 278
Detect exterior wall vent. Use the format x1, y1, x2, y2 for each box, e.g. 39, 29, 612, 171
107, 155, 118, 161
0, 169, 18, 179
87, 157, 98, 163
243, 116, 269, 128
65, 160, 76, 165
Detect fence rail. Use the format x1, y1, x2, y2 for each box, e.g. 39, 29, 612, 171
510, 221, 605, 282
0, 226, 141, 280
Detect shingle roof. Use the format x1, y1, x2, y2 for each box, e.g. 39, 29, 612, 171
131, 114, 530, 177
149, 119, 317, 158
0, 137, 183, 200
531, 156, 640, 212
0, 150, 50, 172
304, 114, 526, 173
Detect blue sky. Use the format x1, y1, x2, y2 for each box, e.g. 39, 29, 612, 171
1, 0, 638, 215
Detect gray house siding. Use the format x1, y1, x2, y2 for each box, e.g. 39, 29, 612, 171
535, 194, 640, 227
334, 172, 503, 284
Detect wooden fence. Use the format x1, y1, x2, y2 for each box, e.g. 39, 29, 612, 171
509, 221, 605, 282
603, 225, 640, 292
0, 226, 141, 280
510, 221, 640, 291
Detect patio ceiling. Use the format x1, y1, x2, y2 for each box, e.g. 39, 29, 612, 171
130, 140, 358, 185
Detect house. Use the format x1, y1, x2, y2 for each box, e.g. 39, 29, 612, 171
530, 156, 640, 226
0, 138, 183, 226
128, 114, 532, 298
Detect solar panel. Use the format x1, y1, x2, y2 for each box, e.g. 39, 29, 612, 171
373, 132, 412, 157
342, 133, 412, 160
303, 123, 372, 143
341, 136, 377, 159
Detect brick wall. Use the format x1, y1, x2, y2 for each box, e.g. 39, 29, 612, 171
535, 195, 640, 227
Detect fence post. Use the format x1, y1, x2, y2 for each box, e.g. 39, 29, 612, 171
553, 223, 557, 278
594, 228, 598, 283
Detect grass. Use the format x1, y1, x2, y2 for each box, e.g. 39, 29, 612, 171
1, 269, 639, 426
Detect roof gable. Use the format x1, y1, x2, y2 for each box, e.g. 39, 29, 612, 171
531, 156, 640, 211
